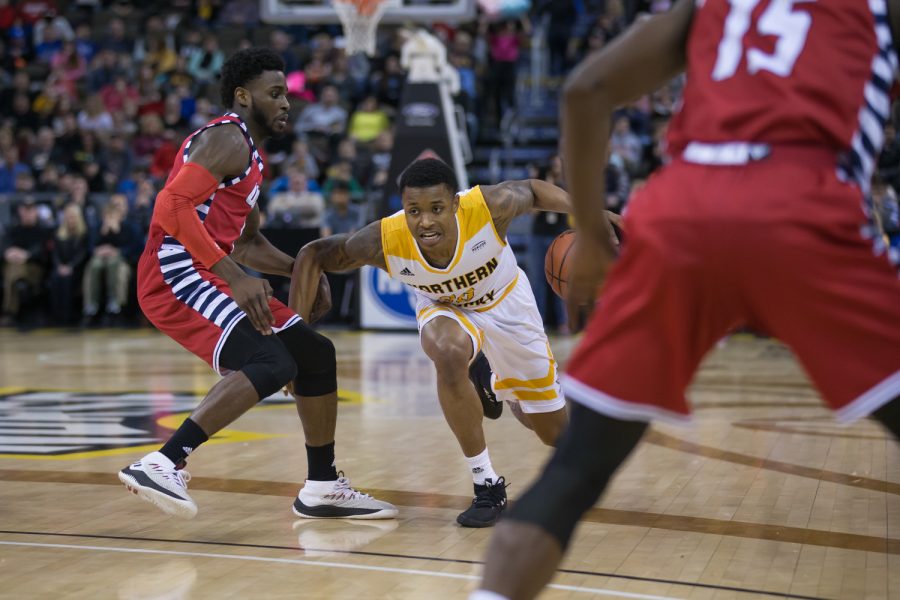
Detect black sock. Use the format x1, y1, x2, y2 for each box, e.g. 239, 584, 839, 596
306, 442, 338, 481
159, 418, 209, 464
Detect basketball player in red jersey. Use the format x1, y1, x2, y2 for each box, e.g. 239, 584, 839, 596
117, 48, 396, 520
472, 1, 900, 598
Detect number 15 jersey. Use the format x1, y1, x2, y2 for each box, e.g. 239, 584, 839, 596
666, 0, 897, 187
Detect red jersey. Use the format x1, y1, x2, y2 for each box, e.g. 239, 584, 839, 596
667, 0, 897, 187
146, 112, 264, 256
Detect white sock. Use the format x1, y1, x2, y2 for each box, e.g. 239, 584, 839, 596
469, 591, 509, 600
465, 448, 499, 486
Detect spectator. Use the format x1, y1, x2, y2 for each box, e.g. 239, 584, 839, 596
1, 198, 49, 326
0, 146, 30, 193
149, 129, 179, 182
81, 194, 138, 324
100, 74, 139, 114
271, 29, 301, 74
321, 160, 364, 200
486, 19, 527, 124
187, 34, 223, 87
527, 156, 569, 332
219, 0, 261, 27
370, 54, 405, 108
98, 133, 133, 193
129, 178, 155, 236
267, 168, 325, 228
609, 114, 642, 172
77, 93, 114, 134
49, 202, 89, 325
11, 92, 40, 133
320, 182, 363, 323
189, 97, 216, 132
296, 84, 348, 163
162, 93, 190, 132
27, 126, 62, 175
132, 113, 165, 168
283, 138, 320, 181
50, 40, 88, 93
348, 95, 390, 144
321, 181, 363, 237
101, 17, 132, 55
0, 70, 33, 115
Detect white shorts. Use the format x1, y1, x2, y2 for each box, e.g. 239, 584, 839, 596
416, 269, 565, 414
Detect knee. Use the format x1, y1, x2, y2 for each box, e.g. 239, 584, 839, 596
297, 330, 336, 376
242, 338, 297, 398
424, 337, 472, 374
278, 324, 338, 397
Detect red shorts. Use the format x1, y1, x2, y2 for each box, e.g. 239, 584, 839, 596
564, 151, 900, 424
137, 243, 299, 374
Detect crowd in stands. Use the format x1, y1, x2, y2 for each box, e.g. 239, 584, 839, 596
0, 0, 897, 330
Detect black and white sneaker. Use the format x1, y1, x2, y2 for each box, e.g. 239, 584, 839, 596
293, 473, 398, 520
469, 351, 502, 420
456, 477, 508, 528
118, 451, 197, 519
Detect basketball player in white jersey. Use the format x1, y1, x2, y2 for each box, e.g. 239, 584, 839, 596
290, 158, 582, 527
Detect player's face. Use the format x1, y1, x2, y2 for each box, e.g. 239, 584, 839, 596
246, 70, 290, 137
402, 185, 459, 250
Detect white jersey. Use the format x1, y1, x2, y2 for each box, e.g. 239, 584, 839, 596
380, 186, 519, 312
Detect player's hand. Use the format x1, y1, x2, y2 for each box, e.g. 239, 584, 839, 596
231, 274, 275, 335
308, 273, 332, 324
565, 237, 616, 334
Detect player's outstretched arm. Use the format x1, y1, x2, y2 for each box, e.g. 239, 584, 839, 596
563, 0, 693, 331
564, 0, 691, 247
481, 179, 570, 238
289, 220, 386, 322
231, 205, 295, 277
481, 179, 620, 238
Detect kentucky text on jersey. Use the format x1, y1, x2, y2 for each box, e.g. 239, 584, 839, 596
381, 186, 519, 312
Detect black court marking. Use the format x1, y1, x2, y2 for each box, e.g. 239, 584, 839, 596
0, 529, 831, 600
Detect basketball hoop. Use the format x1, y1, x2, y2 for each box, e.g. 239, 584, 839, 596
333, 0, 391, 56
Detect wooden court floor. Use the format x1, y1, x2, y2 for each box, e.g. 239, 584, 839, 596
0, 328, 897, 600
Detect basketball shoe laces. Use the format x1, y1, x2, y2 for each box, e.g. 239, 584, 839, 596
167, 460, 191, 491
473, 477, 508, 508
324, 471, 372, 501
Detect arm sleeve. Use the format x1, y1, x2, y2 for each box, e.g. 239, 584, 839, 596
153, 162, 227, 269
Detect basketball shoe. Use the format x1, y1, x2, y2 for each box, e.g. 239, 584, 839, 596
293, 473, 398, 519
469, 351, 502, 419
456, 476, 508, 528
118, 451, 197, 519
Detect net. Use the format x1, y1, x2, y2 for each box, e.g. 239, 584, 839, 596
333, 0, 392, 56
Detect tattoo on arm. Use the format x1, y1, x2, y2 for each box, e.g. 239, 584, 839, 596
482, 181, 535, 236
312, 221, 386, 272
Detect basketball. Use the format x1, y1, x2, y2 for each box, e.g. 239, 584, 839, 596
544, 230, 576, 299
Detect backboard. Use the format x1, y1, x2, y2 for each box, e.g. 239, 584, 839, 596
260, 0, 477, 24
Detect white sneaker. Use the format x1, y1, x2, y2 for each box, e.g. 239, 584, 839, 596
118, 451, 197, 519
292, 473, 398, 520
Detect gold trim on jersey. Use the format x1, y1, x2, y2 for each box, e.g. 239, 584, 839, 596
416, 304, 485, 352
493, 344, 556, 390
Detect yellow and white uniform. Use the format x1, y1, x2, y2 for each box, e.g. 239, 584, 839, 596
380, 186, 564, 414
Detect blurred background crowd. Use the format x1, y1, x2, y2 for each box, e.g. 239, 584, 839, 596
0, 0, 897, 331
